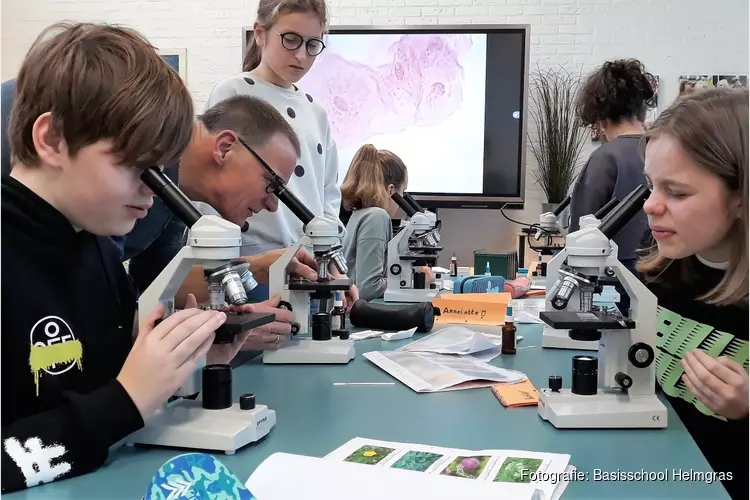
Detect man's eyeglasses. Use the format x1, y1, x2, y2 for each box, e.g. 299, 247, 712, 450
272, 29, 325, 57
236, 136, 284, 194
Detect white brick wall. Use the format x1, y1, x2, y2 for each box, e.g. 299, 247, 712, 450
1, 0, 747, 266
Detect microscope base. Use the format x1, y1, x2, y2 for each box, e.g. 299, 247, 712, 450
538, 388, 667, 429
127, 399, 276, 454
262, 338, 355, 364
542, 328, 598, 351
384, 288, 439, 303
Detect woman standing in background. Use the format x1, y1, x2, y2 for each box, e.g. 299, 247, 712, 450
205, 0, 343, 301
570, 58, 655, 273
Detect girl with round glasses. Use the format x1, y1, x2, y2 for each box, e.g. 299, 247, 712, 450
206, 0, 342, 302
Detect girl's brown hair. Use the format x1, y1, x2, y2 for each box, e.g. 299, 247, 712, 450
243, 0, 328, 73
341, 144, 408, 211
637, 87, 748, 306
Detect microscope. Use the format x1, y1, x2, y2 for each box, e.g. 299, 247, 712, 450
542, 197, 621, 350
384, 192, 443, 303
262, 176, 354, 364
537, 185, 667, 429
128, 167, 278, 454
523, 194, 571, 278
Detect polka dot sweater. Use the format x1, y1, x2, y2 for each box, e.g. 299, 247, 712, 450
205, 73, 342, 252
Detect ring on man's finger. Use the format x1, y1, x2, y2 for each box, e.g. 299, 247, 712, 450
275, 333, 280, 343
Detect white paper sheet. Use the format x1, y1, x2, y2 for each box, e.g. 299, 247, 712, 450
246, 452, 544, 500
398, 325, 499, 356
324, 437, 573, 500
363, 350, 526, 392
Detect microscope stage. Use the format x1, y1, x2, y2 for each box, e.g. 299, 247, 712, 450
538, 388, 667, 429
128, 399, 276, 454
539, 311, 635, 331
288, 278, 351, 291
216, 312, 276, 336
262, 337, 355, 364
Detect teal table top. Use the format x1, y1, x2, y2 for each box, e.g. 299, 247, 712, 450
6, 323, 729, 499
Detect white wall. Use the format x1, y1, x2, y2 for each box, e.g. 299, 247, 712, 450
2, 0, 748, 267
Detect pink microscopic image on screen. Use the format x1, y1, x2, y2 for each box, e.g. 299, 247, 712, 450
299, 34, 473, 150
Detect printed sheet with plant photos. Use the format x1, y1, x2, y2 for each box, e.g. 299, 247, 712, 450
325, 437, 573, 500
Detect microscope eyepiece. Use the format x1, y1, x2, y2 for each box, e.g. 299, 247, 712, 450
141, 167, 202, 228
598, 184, 651, 240
552, 194, 572, 217
403, 192, 425, 213
273, 184, 314, 225
391, 192, 417, 217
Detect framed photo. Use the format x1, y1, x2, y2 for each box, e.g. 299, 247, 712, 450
158, 48, 187, 81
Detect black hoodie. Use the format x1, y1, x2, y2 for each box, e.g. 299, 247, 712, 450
1, 175, 144, 493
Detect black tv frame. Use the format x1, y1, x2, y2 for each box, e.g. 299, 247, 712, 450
241, 24, 531, 209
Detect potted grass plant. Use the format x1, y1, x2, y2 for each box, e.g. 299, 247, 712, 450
527, 66, 588, 213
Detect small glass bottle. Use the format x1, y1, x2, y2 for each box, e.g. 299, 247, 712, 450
331, 292, 346, 330
449, 253, 458, 277
501, 306, 517, 355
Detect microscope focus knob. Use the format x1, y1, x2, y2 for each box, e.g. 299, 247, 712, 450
548, 375, 562, 392
240, 393, 256, 410
628, 342, 655, 368
615, 372, 633, 391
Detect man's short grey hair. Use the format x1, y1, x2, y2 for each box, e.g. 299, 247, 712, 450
198, 95, 301, 157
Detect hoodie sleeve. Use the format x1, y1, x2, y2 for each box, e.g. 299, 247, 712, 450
1, 379, 144, 493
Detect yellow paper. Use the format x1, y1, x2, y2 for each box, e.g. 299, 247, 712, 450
432, 293, 510, 325
491, 379, 539, 407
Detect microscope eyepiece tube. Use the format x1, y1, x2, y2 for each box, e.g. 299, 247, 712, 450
571, 355, 598, 396
594, 197, 619, 220
141, 167, 202, 228
598, 184, 651, 239
552, 194, 572, 216
391, 192, 417, 217
274, 184, 315, 225
403, 192, 425, 213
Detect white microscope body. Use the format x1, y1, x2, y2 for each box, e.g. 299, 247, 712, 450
127, 168, 276, 454
542, 214, 602, 351
384, 193, 442, 303
263, 215, 355, 364
537, 185, 667, 429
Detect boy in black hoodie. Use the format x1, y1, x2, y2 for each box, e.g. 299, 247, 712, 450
1, 22, 251, 492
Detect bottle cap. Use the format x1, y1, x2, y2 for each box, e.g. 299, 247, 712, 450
334, 292, 343, 306
452, 252, 456, 257
506, 306, 513, 316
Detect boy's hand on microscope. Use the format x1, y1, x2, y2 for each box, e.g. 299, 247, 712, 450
244, 247, 318, 284
681, 350, 749, 420
117, 300, 226, 420
221, 295, 296, 352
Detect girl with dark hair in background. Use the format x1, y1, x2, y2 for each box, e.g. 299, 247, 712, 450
570, 58, 656, 273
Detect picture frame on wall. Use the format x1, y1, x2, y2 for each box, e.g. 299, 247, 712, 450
158, 48, 187, 81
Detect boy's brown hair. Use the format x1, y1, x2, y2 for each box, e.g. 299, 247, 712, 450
10, 22, 194, 170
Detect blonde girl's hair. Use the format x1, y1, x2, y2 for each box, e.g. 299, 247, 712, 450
637, 87, 748, 306
341, 144, 408, 211
243, 0, 328, 73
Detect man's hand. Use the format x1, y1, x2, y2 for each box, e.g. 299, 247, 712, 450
245, 247, 318, 284
681, 350, 749, 420
328, 267, 359, 310
204, 295, 296, 360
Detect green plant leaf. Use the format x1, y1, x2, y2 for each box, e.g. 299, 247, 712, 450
527, 65, 588, 204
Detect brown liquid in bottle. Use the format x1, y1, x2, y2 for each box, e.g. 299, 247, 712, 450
501, 306, 517, 355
